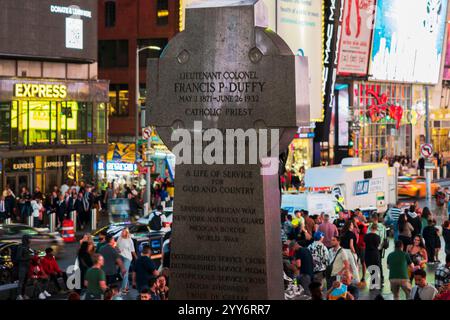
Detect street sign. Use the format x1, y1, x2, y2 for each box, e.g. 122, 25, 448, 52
424, 160, 435, 170
420, 143, 433, 158
142, 127, 152, 140
144, 160, 154, 167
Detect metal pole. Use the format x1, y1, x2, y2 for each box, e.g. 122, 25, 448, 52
71, 210, 77, 233
49, 213, 56, 233
91, 208, 97, 231
146, 139, 152, 213
135, 48, 140, 163
425, 86, 432, 206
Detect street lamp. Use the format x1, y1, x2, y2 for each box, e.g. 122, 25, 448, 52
136, 45, 162, 213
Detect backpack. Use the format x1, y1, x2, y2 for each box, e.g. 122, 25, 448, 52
150, 212, 162, 231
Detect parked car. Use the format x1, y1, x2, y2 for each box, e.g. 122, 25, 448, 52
0, 224, 64, 257
398, 176, 440, 198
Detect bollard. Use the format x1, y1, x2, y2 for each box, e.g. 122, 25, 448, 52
4, 218, 11, 225
91, 208, 97, 231
444, 166, 448, 179
161, 201, 166, 209
49, 213, 56, 232
70, 211, 77, 233
27, 215, 33, 227
437, 168, 441, 180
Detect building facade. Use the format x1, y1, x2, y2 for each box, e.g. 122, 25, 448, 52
0, 0, 109, 195
98, 0, 180, 140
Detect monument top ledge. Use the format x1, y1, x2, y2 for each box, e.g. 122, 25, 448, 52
187, 0, 259, 9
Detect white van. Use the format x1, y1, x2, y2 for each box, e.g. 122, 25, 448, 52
281, 158, 397, 217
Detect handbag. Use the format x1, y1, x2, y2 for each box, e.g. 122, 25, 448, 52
325, 248, 342, 279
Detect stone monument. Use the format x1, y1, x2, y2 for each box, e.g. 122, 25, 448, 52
147, 0, 309, 300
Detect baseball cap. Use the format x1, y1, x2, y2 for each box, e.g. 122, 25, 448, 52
313, 231, 325, 241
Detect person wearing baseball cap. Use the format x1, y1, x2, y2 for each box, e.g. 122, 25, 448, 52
308, 231, 330, 284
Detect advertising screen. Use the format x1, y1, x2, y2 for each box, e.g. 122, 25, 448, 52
0, 0, 97, 62
277, 0, 323, 122
370, 0, 448, 84
443, 22, 450, 80
337, 0, 377, 76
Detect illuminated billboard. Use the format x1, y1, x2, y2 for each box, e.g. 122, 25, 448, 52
370, 0, 448, 84
0, 0, 97, 62
277, 0, 323, 122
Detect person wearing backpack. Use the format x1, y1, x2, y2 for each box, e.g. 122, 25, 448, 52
436, 188, 447, 217
326, 236, 350, 290
149, 205, 167, 231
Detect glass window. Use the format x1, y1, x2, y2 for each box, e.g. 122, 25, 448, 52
27, 101, 52, 145
109, 84, 129, 117
11, 101, 18, 145
96, 103, 107, 144
0, 102, 10, 145
156, 0, 169, 25
98, 40, 129, 68
105, 1, 116, 27
66, 102, 88, 144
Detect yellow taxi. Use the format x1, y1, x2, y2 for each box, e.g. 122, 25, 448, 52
398, 176, 441, 198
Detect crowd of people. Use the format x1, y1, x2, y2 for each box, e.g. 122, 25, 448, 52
0, 174, 174, 228
14, 229, 170, 300
281, 203, 450, 300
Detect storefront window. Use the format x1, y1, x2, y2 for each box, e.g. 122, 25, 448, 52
27, 101, 52, 145
0, 102, 10, 145
353, 82, 412, 162
96, 103, 107, 143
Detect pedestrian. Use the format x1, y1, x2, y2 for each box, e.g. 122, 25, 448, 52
75, 192, 87, 230
84, 254, 107, 300
421, 207, 432, 234
40, 248, 67, 294
411, 269, 438, 300
149, 205, 168, 231
384, 202, 402, 241
95, 230, 108, 253
28, 253, 51, 300
0, 193, 7, 224
443, 220, 450, 256
436, 187, 447, 217
135, 245, 159, 292
435, 253, 450, 291
291, 241, 314, 295
4, 189, 15, 223
318, 214, 339, 249
77, 241, 93, 290
30, 197, 43, 227
156, 275, 169, 300
149, 277, 160, 300
364, 224, 381, 286
369, 214, 388, 279
333, 211, 347, 236
326, 236, 350, 289
302, 210, 316, 236
407, 207, 422, 239
340, 221, 359, 279
423, 219, 440, 264
99, 235, 126, 286
55, 193, 67, 228
16, 235, 33, 300
406, 235, 428, 280
138, 288, 151, 301
307, 231, 329, 284
326, 270, 357, 300
18, 187, 32, 223
308, 282, 324, 300
398, 212, 414, 250
387, 241, 413, 300
116, 228, 137, 295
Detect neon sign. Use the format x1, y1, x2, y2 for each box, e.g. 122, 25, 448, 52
14, 84, 67, 99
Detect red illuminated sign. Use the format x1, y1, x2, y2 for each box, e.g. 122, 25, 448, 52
365, 89, 403, 129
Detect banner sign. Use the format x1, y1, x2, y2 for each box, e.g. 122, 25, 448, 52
337, 0, 377, 76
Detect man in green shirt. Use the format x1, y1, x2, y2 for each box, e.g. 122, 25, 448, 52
84, 253, 107, 300
387, 241, 414, 300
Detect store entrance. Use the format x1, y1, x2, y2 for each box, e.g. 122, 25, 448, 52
5, 173, 31, 196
